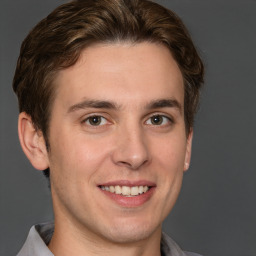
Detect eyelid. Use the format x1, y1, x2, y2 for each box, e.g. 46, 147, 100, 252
80, 112, 174, 127
144, 113, 174, 125
81, 113, 112, 126
86, 116, 107, 126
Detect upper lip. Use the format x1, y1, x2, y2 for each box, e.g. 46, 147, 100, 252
98, 180, 156, 187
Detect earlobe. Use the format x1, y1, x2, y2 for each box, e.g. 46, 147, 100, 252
184, 129, 193, 172
18, 112, 49, 170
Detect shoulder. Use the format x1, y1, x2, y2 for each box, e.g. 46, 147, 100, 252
161, 232, 203, 256
17, 223, 54, 256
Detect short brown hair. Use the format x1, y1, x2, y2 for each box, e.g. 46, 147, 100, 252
13, 0, 204, 178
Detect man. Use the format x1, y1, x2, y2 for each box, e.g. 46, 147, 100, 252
13, 0, 204, 255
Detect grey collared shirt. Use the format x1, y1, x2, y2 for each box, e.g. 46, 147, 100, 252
17, 223, 202, 256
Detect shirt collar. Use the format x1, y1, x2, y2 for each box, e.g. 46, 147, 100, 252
17, 223, 190, 256
17, 223, 54, 256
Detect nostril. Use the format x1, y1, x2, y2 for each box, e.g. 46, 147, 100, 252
118, 161, 133, 168
117, 159, 149, 170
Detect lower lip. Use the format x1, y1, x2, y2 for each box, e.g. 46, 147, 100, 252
99, 187, 156, 207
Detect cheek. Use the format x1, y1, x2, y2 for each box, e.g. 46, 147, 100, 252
149, 135, 187, 221
49, 133, 110, 181
153, 134, 187, 173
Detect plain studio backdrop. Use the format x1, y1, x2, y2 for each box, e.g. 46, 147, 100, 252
0, 1, 255, 256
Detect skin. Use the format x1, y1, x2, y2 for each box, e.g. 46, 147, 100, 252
18, 42, 192, 256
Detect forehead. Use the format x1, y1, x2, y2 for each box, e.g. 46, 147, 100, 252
53, 42, 184, 109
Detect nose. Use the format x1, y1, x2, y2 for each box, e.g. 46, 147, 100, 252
111, 125, 151, 170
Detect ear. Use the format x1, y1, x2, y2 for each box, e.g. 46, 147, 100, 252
18, 112, 49, 170
183, 129, 193, 172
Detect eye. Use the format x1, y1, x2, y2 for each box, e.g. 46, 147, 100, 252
84, 115, 108, 126
145, 115, 172, 126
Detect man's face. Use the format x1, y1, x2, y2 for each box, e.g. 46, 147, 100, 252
46, 42, 192, 243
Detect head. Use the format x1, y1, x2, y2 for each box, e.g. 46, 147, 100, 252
13, 0, 204, 179
13, 0, 204, 248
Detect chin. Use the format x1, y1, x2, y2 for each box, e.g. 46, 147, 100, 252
98, 219, 161, 244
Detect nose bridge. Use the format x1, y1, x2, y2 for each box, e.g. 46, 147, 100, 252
112, 120, 150, 170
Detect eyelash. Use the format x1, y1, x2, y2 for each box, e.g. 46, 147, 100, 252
82, 113, 174, 128
145, 114, 173, 126
83, 115, 109, 127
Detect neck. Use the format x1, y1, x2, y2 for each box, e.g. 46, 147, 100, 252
48, 218, 162, 256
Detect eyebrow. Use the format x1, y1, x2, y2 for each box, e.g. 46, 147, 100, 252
67, 98, 182, 113
146, 98, 182, 113
68, 99, 119, 113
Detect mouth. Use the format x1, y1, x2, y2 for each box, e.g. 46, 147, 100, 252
99, 185, 150, 197
97, 181, 156, 207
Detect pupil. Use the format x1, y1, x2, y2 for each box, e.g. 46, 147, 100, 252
89, 116, 101, 125
152, 115, 162, 125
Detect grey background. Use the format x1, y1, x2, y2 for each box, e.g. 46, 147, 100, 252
0, 0, 255, 255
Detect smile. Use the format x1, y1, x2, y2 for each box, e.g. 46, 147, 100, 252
100, 185, 149, 196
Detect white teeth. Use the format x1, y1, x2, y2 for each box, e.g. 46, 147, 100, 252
143, 186, 149, 193
100, 185, 150, 196
130, 186, 138, 196
122, 186, 131, 196
115, 185, 121, 194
